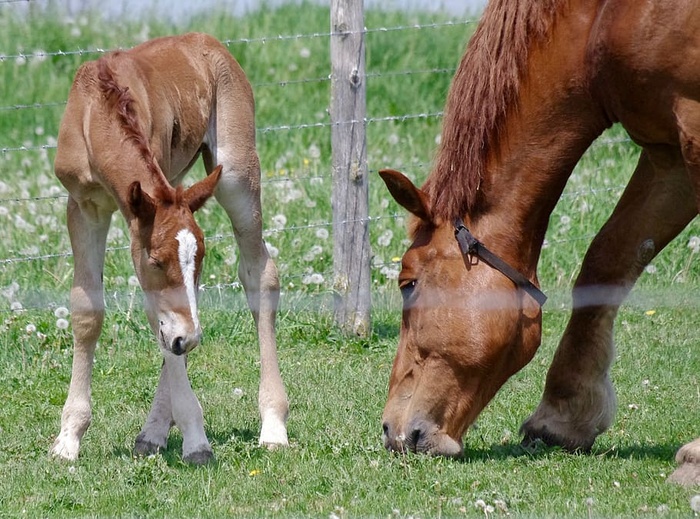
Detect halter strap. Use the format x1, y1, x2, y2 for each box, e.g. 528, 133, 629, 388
454, 218, 547, 307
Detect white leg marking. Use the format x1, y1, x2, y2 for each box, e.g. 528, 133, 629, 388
175, 228, 199, 330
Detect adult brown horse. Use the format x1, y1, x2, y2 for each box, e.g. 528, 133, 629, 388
379, 0, 699, 485
51, 33, 288, 464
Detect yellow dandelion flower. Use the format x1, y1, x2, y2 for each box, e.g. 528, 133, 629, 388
391, 256, 401, 263
249, 469, 261, 477
644, 310, 656, 316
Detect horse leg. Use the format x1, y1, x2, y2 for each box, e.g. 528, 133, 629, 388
520, 150, 697, 454
666, 111, 700, 485
209, 152, 289, 448
51, 197, 110, 460
133, 360, 173, 456
163, 352, 213, 464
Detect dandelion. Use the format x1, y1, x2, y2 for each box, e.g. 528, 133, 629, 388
299, 47, 311, 58
128, 276, 140, 287
644, 309, 656, 316
35, 126, 45, 136
560, 214, 571, 226
0, 207, 7, 217
380, 265, 399, 280
56, 318, 70, 330
315, 228, 329, 240
248, 469, 261, 477
0, 181, 8, 194
690, 494, 700, 514
387, 133, 400, 145
308, 143, 321, 160
265, 243, 279, 259
15, 55, 26, 66
68, 465, 76, 474
689, 236, 700, 254
644, 264, 657, 274
271, 213, 287, 230
25, 323, 36, 335
303, 245, 323, 262
11, 301, 23, 312
302, 272, 324, 285
377, 229, 393, 247
233, 387, 244, 398
32, 50, 47, 64
54, 307, 69, 319
380, 198, 390, 209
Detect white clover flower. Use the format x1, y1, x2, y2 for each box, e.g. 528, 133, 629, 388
56, 318, 70, 330
54, 306, 69, 319
315, 228, 329, 240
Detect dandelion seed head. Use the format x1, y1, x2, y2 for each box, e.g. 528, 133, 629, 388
56, 318, 70, 330
315, 228, 329, 240
25, 323, 36, 334
128, 276, 140, 287
11, 301, 23, 312
54, 306, 69, 319
299, 47, 311, 58
690, 494, 700, 513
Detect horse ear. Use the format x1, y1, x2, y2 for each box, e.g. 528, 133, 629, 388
378, 169, 432, 222
185, 165, 222, 213
128, 181, 156, 222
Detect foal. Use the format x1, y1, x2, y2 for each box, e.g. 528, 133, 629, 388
51, 33, 288, 464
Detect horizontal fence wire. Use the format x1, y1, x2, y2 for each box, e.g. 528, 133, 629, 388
0, 7, 674, 317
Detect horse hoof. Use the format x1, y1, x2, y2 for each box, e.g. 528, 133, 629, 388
50, 435, 80, 461
133, 439, 163, 457
667, 463, 700, 486
183, 449, 214, 465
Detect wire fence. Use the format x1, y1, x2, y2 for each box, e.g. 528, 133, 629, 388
0, 1, 697, 319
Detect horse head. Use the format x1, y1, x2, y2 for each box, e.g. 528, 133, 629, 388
127, 166, 222, 356
378, 169, 543, 457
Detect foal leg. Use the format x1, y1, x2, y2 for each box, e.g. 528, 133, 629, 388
211, 153, 289, 447
51, 197, 110, 460
521, 151, 697, 452
133, 360, 173, 456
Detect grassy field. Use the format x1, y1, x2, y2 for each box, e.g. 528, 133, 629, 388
0, 1, 699, 517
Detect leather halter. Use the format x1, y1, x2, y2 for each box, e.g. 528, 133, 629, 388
454, 218, 547, 307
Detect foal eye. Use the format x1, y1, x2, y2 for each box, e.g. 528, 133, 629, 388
148, 256, 164, 270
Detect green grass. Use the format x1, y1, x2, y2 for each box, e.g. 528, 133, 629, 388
0, 1, 699, 517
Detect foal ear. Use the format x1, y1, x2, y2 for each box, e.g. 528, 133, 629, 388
185, 165, 223, 213
128, 181, 156, 222
378, 169, 432, 222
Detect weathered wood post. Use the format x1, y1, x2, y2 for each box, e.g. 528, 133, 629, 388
330, 0, 371, 337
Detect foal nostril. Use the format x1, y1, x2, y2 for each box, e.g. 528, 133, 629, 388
382, 422, 390, 437
171, 336, 185, 355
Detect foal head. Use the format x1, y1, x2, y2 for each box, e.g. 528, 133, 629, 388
379, 170, 543, 457
127, 167, 222, 356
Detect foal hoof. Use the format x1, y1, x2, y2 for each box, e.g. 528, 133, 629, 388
133, 438, 164, 457
183, 448, 214, 465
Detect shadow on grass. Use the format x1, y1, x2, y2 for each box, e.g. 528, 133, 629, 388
460, 439, 680, 463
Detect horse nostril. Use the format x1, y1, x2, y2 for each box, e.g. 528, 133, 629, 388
172, 336, 185, 355
409, 426, 423, 452
382, 422, 390, 437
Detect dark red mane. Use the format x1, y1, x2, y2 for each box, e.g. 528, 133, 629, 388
422, 0, 564, 222
97, 55, 172, 200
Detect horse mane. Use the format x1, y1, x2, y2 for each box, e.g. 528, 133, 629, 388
422, 0, 565, 222
96, 55, 174, 203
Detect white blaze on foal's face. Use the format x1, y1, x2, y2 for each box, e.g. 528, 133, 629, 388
176, 228, 200, 332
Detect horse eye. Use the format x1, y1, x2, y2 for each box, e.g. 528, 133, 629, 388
399, 279, 417, 301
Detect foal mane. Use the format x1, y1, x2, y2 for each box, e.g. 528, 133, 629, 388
97, 55, 174, 203
422, 0, 565, 222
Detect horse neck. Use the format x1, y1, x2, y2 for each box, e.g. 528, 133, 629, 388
467, 0, 610, 276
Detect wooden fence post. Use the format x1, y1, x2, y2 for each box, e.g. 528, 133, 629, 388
330, 0, 371, 337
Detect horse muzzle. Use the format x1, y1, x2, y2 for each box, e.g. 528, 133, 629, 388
382, 417, 463, 457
